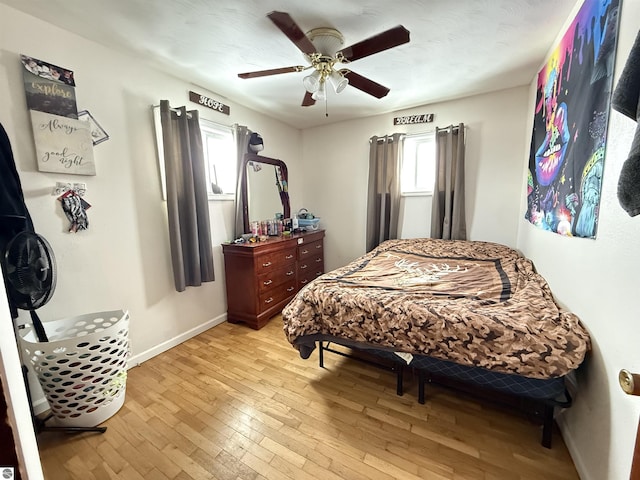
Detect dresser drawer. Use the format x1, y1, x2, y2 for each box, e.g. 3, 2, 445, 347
259, 279, 297, 312
298, 239, 323, 260
297, 254, 323, 275
256, 247, 297, 274
258, 265, 296, 293
298, 271, 324, 289
298, 254, 324, 289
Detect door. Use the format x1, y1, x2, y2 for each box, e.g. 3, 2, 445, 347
632, 420, 640, 480
620, 370, 640, 479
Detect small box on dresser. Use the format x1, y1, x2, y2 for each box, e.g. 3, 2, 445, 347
222, 230, 325, 329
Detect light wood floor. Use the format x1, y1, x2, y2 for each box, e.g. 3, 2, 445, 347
37, 316, 579, 479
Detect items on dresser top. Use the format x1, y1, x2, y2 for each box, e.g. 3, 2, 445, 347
222, 230, 324, 330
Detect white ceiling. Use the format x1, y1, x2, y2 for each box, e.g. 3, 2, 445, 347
1, 0, 577, 129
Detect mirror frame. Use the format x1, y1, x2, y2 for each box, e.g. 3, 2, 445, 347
241, 153, 291, 234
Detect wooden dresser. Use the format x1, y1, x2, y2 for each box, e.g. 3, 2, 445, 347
222, 230, 325, 329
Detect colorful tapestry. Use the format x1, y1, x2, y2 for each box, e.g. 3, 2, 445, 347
525, 0, 621, 238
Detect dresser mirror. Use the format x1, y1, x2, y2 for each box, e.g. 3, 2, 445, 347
240, 153, 291, 233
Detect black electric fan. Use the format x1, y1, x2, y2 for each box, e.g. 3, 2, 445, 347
3, 231, 106, 434
4, 231, 56, 343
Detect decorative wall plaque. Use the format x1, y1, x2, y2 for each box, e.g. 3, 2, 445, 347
30, 110, 96, 176
393, 113, 434, 125
189, 91, 230, 115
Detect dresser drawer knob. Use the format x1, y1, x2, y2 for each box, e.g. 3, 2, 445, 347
301, 249, 309, 255
301, 279, 308, 284
285, 254, 294, 259
265, 297, 274, 304
286, 271, 294, 276
300, 264, 308, 269
315, 258, 322, 263
262, 261, 272, 267
316, 245, 322, 249
287, 286, 295, 292
263, 279, 273, 286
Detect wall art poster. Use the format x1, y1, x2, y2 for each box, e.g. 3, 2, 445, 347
30, 110, 96, 176
21, 54, 77, 118
525, 0, 621, 238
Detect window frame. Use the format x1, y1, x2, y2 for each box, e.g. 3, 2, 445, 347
199, 118, 236, 201
401, 132, 436, 196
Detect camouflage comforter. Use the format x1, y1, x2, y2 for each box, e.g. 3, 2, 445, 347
282, 239, 590, 379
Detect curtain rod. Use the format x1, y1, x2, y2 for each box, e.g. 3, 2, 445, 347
369, 125, 467, 143
151, 104, 193, 118
437, 124, 464, 133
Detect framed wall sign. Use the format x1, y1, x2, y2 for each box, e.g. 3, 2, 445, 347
30, 110, 96, 176
393, 114, 434, 125
189, 91, 230, 115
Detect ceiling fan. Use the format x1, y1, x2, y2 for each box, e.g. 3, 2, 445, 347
238, 11, 410, 107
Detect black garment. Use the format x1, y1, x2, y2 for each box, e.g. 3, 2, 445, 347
613, 30, 640, 216
0, 121, 34, 317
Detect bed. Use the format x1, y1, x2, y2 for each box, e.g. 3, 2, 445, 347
281, 238, 591, 447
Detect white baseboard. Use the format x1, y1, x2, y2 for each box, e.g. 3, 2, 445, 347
556, 414, 588, 480
128, 313, 227, 368
31, 313, 228, 415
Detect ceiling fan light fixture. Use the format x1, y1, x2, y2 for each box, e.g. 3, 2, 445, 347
329, 70, 349, 94
311, 80, 326, 101
303, 70, 321, 93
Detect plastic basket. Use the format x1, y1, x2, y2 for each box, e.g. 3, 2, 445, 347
298, 217, 320, 230
20, 309, 130, 427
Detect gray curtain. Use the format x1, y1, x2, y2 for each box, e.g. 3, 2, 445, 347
431, 123, 466, 240
366, 133, 403, 252
159, 100, 214, 292
233, 125, 252, 239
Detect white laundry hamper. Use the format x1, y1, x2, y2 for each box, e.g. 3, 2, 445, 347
20, 309, 130, 427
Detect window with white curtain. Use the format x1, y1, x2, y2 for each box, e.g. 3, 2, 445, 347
200, 118, 236, 199
401, 132, 436, 195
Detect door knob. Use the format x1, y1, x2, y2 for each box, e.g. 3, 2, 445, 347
619, 369, 640, 395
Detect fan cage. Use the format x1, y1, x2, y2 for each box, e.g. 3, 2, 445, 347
20, 310, 130, 427
4, 232, 57, 310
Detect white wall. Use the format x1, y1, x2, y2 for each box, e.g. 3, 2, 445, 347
0, 4, 303, 406
515, 1, 640, 479
302, 86, 530, 270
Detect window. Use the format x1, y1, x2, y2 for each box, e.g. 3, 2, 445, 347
401, 132, 436, 195
153, 108, 236, 201
200, 119, 236, 199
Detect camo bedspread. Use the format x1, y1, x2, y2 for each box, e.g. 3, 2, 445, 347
282, 238, 590, 379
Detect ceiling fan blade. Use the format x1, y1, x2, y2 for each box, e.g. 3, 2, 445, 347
342, 71, 390, 99
338, 25, 410, 62
301, 91, 316, 107
238, 66, 304, 79
267, 11, 317, 55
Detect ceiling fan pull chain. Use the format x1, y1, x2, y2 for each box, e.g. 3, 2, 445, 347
325, 96, 328, 117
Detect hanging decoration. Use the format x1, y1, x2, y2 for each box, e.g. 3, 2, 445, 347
21, 54, 96, 175
524, 0, 621, 238
78, 110, 109, 145
58, 190, 91, 233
